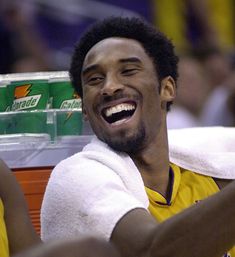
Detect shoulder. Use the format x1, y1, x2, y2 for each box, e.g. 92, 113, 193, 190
176, 164, 234, 190
50, 151, 123, 187
178, 165, 234, 194
174, 164, 219, 193
41, 149, 147, 241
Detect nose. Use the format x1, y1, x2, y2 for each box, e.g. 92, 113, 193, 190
101, 74, 124, 96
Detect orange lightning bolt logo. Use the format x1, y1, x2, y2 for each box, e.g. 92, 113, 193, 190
14, 84, 31, 99
65, 111, 73, 123
65, 92, 81, 122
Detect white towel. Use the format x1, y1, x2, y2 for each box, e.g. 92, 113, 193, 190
168, 126, 235, 179
41, 137, 149, 242
41, 126, 235, 242
82, 138, 148, 204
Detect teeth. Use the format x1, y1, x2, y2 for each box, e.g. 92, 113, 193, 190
104, 103, 135, 117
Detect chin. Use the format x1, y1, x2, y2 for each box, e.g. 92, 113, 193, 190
102, 125, 146, 154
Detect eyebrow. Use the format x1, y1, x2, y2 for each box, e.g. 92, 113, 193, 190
82, 57, 142, 76
82, 64, 99, 77
119, 57, 142, 64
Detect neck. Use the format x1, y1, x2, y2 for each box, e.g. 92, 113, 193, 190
130, 124, 170, 197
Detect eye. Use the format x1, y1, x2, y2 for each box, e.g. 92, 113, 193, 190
86, 75, 104, 85
121, 68, 139, 76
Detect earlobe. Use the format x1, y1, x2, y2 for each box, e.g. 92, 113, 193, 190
160, 76, 176, 101
82, 103, 89, 121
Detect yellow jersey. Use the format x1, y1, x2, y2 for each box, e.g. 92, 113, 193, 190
0, 199, 9, 257
145, 163, 235, 257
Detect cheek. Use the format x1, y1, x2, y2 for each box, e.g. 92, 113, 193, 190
144, 91, 162, 118
82, 98, 102, 131
83, 88, 98, 111
144, 82, 160, 103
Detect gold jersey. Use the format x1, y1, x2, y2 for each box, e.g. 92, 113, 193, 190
0, 199, 9, 257
145, 163, 234, 257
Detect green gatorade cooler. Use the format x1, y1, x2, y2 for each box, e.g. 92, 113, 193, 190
8, 79, 49, 133
0, 86, 8, 112
0, 84, 10, 134
49, 79, 82, 136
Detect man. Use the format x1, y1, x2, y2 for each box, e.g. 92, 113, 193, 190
41, 17, 235, 257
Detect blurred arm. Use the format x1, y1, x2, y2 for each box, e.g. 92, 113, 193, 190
111, 179, 235, 257
0, 160, 41, 255
13, 237, 120, 257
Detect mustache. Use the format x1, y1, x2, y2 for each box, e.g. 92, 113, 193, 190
99, 92, 140, 104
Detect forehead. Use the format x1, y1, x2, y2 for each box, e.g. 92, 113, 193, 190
83, 37, 153, 68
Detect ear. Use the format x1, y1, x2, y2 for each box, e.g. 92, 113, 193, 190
160, 76, 176, 102
82, 101, 89, 121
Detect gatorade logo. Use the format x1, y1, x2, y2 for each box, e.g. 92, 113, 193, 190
12, 84, 42, 111
60, 99, 81, 109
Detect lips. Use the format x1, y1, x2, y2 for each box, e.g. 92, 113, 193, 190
101, 101, 137, 124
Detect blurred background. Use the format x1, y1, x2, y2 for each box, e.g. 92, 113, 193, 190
0, 0, 235, 128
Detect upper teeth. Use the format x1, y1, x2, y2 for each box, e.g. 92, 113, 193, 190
104, 103, 135, 117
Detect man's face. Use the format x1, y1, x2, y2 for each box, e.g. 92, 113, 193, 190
81, 37, 174, 153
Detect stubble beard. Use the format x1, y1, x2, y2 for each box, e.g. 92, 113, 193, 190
102, 122, 146, 154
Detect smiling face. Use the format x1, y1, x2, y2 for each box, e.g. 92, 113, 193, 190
82, 37, 175, 153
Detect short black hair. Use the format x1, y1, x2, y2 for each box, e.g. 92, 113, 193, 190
69, 16, 179, 110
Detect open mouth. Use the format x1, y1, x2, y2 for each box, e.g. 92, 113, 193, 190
101, 102, 136, 125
